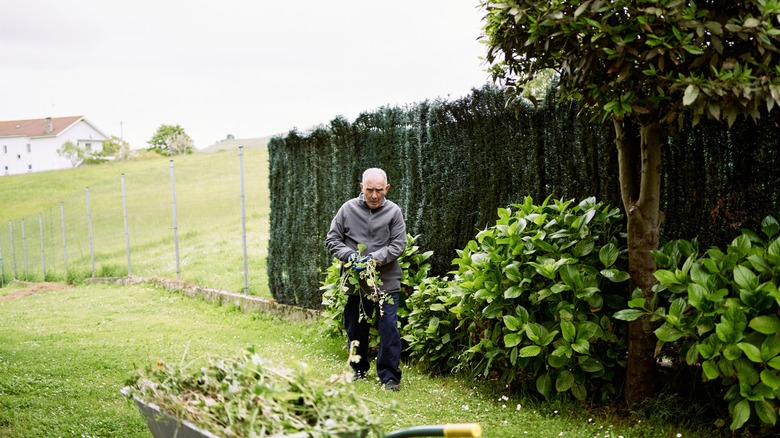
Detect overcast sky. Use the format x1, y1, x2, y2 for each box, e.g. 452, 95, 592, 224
0, 1, 492, 149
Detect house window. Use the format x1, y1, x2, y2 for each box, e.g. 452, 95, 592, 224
26, 144, 31, 153
17, 154, 21, 160
4, 166, 7, 174
85, 143, 92, 152
27, 165, 32, 172
2, 145, 6, 154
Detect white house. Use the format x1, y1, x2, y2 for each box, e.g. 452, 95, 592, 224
0, 116, 110, 176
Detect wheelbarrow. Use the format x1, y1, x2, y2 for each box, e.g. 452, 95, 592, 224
125, 388, 482, 437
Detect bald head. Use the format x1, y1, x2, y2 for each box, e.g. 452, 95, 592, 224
362, 168, 387, 185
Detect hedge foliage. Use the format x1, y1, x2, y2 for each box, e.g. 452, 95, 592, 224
268, 84, 780, 308
403, 196, 630, 403
619, 216, 780, 431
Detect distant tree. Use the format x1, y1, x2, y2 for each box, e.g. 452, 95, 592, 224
57, 140, 87, 166
101, 136, 131, 160
147, 124, 194, 156
479, 0, 780, 405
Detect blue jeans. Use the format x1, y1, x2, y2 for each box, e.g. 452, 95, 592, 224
343, 292, 401, 384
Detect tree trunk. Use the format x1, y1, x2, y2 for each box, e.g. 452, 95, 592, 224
613, 117, 663, 405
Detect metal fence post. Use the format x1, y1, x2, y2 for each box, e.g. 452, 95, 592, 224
61, 202, 68, 271
39, 213, 45, 280
0, 237, 4, 287
239, 146, 249, 294
121, 174, 132, 276
21, 218, 27, 281
170, 160, 181, 280
9, 221, 16, 280
86, 187, 95, 278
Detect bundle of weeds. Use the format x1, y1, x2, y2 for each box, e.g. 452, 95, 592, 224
125, 345, 389, 437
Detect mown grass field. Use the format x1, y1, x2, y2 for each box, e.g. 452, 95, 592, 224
0, 281, 724, 438
0, 148, 270, 297
0, 151, 731, 437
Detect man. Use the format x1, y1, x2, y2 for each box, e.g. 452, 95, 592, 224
325, 168, 407, 391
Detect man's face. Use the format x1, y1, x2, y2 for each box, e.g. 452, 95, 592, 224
360, 174, 389, 209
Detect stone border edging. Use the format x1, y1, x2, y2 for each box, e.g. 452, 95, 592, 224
86, 276, 321, 321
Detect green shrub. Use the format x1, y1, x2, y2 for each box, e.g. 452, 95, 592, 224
405, 196, 630, 402
621, 215, 780, 432
402, 276, 468, 373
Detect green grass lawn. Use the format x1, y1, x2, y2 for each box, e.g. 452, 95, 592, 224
0, 281, 726, 438
0, 148, 269, 297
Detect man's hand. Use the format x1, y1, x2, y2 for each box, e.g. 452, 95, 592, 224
353, 255, 373, 273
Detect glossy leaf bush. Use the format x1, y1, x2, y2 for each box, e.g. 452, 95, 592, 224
622, 215, 780, 431
404, 196, 630, 401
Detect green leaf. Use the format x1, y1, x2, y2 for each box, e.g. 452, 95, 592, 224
525, 323, 543, 343
734, 265, 757, 291
698, 341, 717, 360
425, 317, 440, 334
559, 265, 582, 291
760, 369, 780, 391
556, 369, 574, 392
768, 356, 780, 370
505, 333, 523, 348
613, 309, 645, 321
749, 315, 780, 335
600, 268, 630, 282
730, 399, 751, 431
654, 269, 680, 285
570, 383, 587, 401
738, 342, 763, 363
655, 324, 685, 342
571, 339, 590, 354
685, 342, 700, 364
724, 344, 743, 361
504, 263, 522, 282
536, 373, 552, 399
689, 262, 710, 286
762, 334, 780, 361
504, 315, 522, 331
747, 254, 772, 274
573, 239, 595, 258
688, 283, 707, 310
702, 360, 720, 380
548, 352, 571, 367
755, 399, 777, 426
717, 307, 748, 344
504, 285, 522, 299
519, 345, 542, 357
561, 320, 576, 343
578, 357, 604, 373
761, 215, 779, 239
576, 321, 600, 341
598, 243, 619, 267
552, 342, 573, 357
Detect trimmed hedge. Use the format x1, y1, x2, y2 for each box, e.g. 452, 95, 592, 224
268, 84, 780, 308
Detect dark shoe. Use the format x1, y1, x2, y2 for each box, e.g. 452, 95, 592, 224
353, 371, 367, 381
384, 379, 400, 391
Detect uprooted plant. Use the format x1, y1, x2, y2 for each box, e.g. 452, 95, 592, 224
124, 344, 390, 437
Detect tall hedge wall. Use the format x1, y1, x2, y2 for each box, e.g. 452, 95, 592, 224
268, 85, 780, 309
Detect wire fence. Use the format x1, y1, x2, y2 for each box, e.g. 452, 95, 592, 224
0, 146, 269, 296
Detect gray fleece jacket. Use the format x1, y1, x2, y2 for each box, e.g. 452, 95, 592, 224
325, 193, 406, 294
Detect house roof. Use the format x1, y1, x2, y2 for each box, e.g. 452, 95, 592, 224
0, 116, 85, 138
